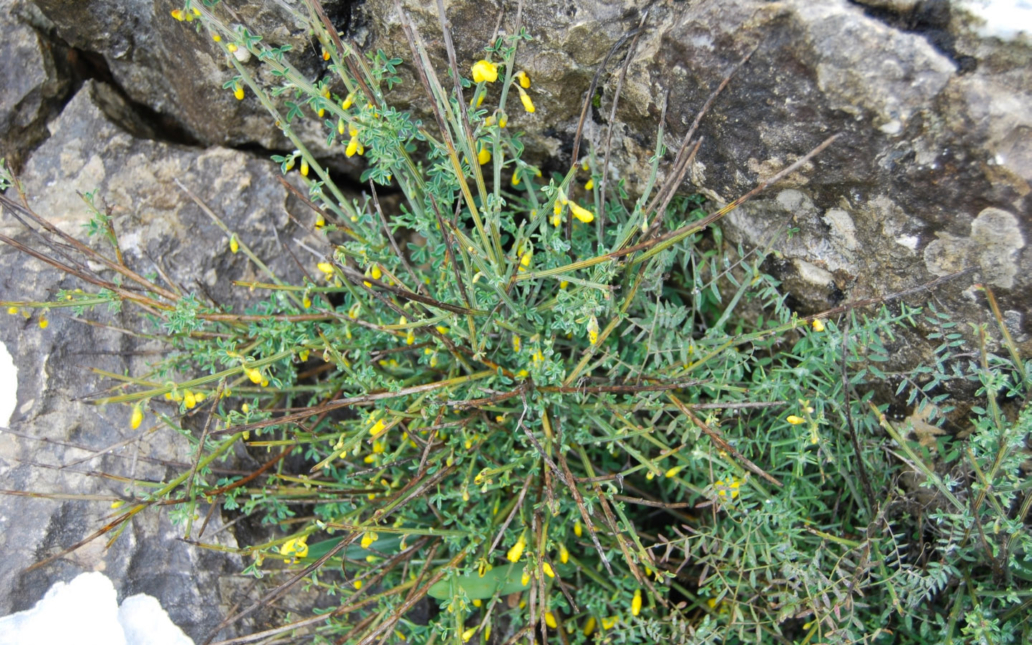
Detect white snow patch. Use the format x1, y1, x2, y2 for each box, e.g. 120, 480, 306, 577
957, 0, 1032, 40
0, 572, 194, 645
0, 341, 16, 427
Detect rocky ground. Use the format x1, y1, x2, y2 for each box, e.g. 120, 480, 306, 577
0, 0, 1028, 640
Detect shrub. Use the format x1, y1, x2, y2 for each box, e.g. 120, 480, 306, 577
1, 1, 1029, 644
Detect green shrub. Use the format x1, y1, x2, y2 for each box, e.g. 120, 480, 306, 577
2, 1, 1029, 644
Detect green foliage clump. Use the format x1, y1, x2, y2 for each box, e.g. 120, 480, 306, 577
1, 1, 1030, 644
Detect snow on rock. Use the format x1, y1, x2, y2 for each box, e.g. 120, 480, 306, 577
0, 341, 14, 426
0, 572, 195, 645
958, 0, 1032, 40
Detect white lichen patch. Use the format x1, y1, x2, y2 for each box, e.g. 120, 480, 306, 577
923, 207, 1025, 288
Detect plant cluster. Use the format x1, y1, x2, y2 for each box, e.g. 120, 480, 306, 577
1, 1, 1029, 644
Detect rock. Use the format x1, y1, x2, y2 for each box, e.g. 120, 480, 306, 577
0, 0, 71, 171
0, 571, 195, 645
0, 80, 321, 641
27, 0, 361, 174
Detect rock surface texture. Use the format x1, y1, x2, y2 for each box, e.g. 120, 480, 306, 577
0, 80, 316, 641
0, 0, 1029, 639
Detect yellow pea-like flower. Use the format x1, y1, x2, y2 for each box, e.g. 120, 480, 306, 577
587, 316, 600, 345
230, 235, 239, 253
812, 319, 825, 332
38, 316, 48, 329
521, 570, 531, 586
517, 87, 535, 113
471, 59, 498, 84
461, 627, 476, 643
585, 178, 594, 190
233, 84, 244, 101
130, 405, 143, 430
183, 391, 196, 409
477, 144, 491, 165
346, 136, 359, 157
545, 612, 558, 629
512, 335, 521, 353
631, 588, 642, 616
342, 93, 355, 109
245, 367, 263, 384
300, 159, 309, 177
170, 9, 184, 21
360, 532, 377, 549
7, 306, 17, 315
665, 465, 683, 478
506, 534, 526, 563
574, 521, 582, 538
542, 562, 555, 578
569, 201, 594, 223
559, 544, 569, 564
601, 616, 618, 630
353, 579, 362, 589
515, 70, 531, 89
583, 616, 597, 635
317, 261, 334, 275
787, 415, 805, 425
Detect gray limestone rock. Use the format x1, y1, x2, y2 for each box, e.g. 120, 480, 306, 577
0, 80, 321, 641
0, 0, 70, 171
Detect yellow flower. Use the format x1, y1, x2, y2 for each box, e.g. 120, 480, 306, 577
302, 296, 311, 309
521, 570, 531, 586
279, 535, 309, 562
212, 33, 221, 42
342, 93, 355, 109
601, 616, 618, 630
245, 367, 263, 384
111, 499, 125, 509
515, 70, 531, 89
569, 201, 594, 223
715, 477, 741, 500
512, 335, 521, 353
477, 143, 491, 165
322, 48, 331, 61
369, 419, 387, 436
545, 612, 558, 629
585, 178, 594, 190
317, 261, 334, 275
787, 415, 805, 425
130, 405, 144, 430
517, 87, 535, 113
227, 43, 237, 53
559, 543, 569, 564
229, 235, 239, 253
506, 534, 526, 563
38, 316, 48, 329
170, 9, 184, 21
300, 159, 309, 177
361, 532, 378, 549
346, 136, 359, 157
461, 627, 476, 642
471, 59, 498, 83
587, 316, 600, 345
631, 588, 642, 617
542, 562, 555, 578
183, 390, 196, 409
812, 318, 825, 332
371, 265, 383, 280
511, 171, 520, 186
7, 307, 17, 315
499, 114, 508, 128
233, 84, 244, 101
574, 521, 582, 538
353, 578, 363, 589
